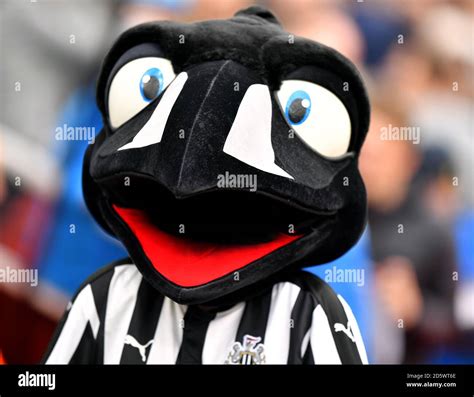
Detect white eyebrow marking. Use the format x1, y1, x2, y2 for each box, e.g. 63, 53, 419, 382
223, 84, 293, 179
117, 72, 188, 151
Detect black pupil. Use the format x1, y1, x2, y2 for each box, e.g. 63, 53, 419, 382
288, 98, 307, 124
143, 75, 160, 100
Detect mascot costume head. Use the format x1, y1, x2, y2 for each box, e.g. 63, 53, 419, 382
83, 6, 370, 305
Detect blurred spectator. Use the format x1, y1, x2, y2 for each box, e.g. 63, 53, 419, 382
377, 2, 473, 206
191, 0, 253, 20
0, 134, 5, 203
360, 100, 458, 363
0, 0, 118, 148
416, 147, 460, 223
415, 147, 474, 363
269, 0, 365, 64
349, 0, 409, 67
0, 0, 120, 364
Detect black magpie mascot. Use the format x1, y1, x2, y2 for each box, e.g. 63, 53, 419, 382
44, 6, 370, 365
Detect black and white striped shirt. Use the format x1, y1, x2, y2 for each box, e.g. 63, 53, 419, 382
43, 259, 368, 365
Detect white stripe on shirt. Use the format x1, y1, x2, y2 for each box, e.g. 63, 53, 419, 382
337, 294, 368, 364
104, 265, 142, 364
46, 285, 99, 364
147, 297, 187, 364
264, 282, 301, 364
310, 305, 342, 364
202, 302, 246, 364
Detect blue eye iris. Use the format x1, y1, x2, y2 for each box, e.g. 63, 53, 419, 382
140, 68, 164, 102
285, 90, 311, 125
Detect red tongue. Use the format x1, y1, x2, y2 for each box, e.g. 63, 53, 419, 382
113, 205, 301, 287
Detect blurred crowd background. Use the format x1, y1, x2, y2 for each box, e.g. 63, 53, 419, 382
0, 0, 472, 364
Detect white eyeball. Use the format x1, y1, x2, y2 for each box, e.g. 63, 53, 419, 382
108, 57, 176, 129
276, 80, 352, 158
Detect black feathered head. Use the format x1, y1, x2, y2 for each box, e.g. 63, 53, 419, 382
83, 6, 370, 304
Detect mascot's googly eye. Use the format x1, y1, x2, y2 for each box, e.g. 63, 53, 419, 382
277, 80, 352, 158
140, 68, 164, 102
108, 57, 176, 129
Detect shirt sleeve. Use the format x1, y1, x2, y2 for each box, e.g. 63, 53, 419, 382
303, 293, 368, 365
42, 284, 100, 364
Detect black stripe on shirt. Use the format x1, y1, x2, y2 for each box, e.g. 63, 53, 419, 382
176, 307, 216, 364
69, 323, 96, 364
288, 290, 315, 364
302, 342, 315, 364
120, 278, 165, 364
234, 289, 272, 344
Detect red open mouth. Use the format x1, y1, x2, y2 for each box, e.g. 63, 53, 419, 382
113, 205, 302, 287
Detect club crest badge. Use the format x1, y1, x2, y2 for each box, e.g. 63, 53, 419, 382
225, 335, 266, 365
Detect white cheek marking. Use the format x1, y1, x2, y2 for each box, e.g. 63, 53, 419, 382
117, 72, 188, 151
223, 84, 293, 179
